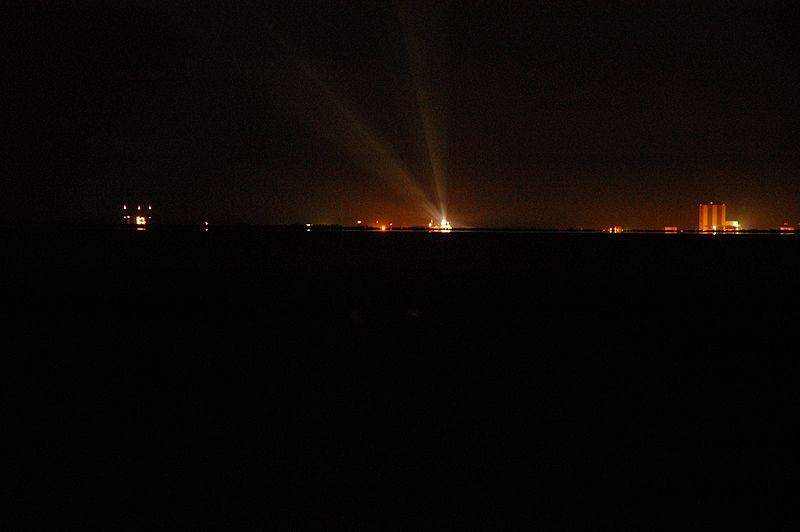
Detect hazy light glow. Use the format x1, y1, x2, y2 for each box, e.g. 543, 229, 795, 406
273, 17, 449, 224
295, 62, 442, 221
428, 219, 451, 233
399, 5, 449, 221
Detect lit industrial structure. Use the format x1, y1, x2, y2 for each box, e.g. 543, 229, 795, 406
725, 220, 740, 231
698, 202, 724, 231
123, 204, 152, 228
608, 226, 623, 233
698, 202, 739, 232
428, 219, 452, 233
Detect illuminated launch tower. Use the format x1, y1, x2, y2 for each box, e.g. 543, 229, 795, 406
698, 202, 726, 232
122, 204, 152, 227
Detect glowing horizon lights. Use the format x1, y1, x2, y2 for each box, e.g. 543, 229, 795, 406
428, 219, 451, 233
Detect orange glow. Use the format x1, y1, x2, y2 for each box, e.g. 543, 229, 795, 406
381, 225, 387, 231
699, 203, 727, 231
135, 216, 147, 225
428, 219, 452, 233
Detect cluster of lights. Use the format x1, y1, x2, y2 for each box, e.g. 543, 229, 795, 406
352, 218, 454, 232
428, 219, 452, 233
119, 209, 460, 233
123, 204, 152, 229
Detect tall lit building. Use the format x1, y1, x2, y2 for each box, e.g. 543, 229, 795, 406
698, 202, 726, 231
698, 202, 740, 232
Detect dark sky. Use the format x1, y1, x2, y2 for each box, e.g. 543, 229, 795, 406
6, 1, 798, 228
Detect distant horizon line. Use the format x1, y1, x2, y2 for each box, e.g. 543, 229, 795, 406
1, 222, 797, 233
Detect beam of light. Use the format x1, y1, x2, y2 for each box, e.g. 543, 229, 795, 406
300, 62, 441, 220
263, 17, 448, 223
397, 3, 449, 221
264, 26, 443, 222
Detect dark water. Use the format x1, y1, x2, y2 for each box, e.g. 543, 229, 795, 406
4, 227, 798, 527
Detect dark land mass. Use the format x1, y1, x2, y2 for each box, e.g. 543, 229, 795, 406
4, 226, 798, 528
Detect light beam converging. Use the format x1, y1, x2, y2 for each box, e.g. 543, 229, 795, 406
397, 2, 449, 223
295, 62, 441, 222
269, 9, 451, 227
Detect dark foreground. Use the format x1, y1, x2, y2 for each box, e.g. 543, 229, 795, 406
4, 227, 798, 527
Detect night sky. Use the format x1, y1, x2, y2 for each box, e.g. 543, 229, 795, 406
6, 1, 798, 228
